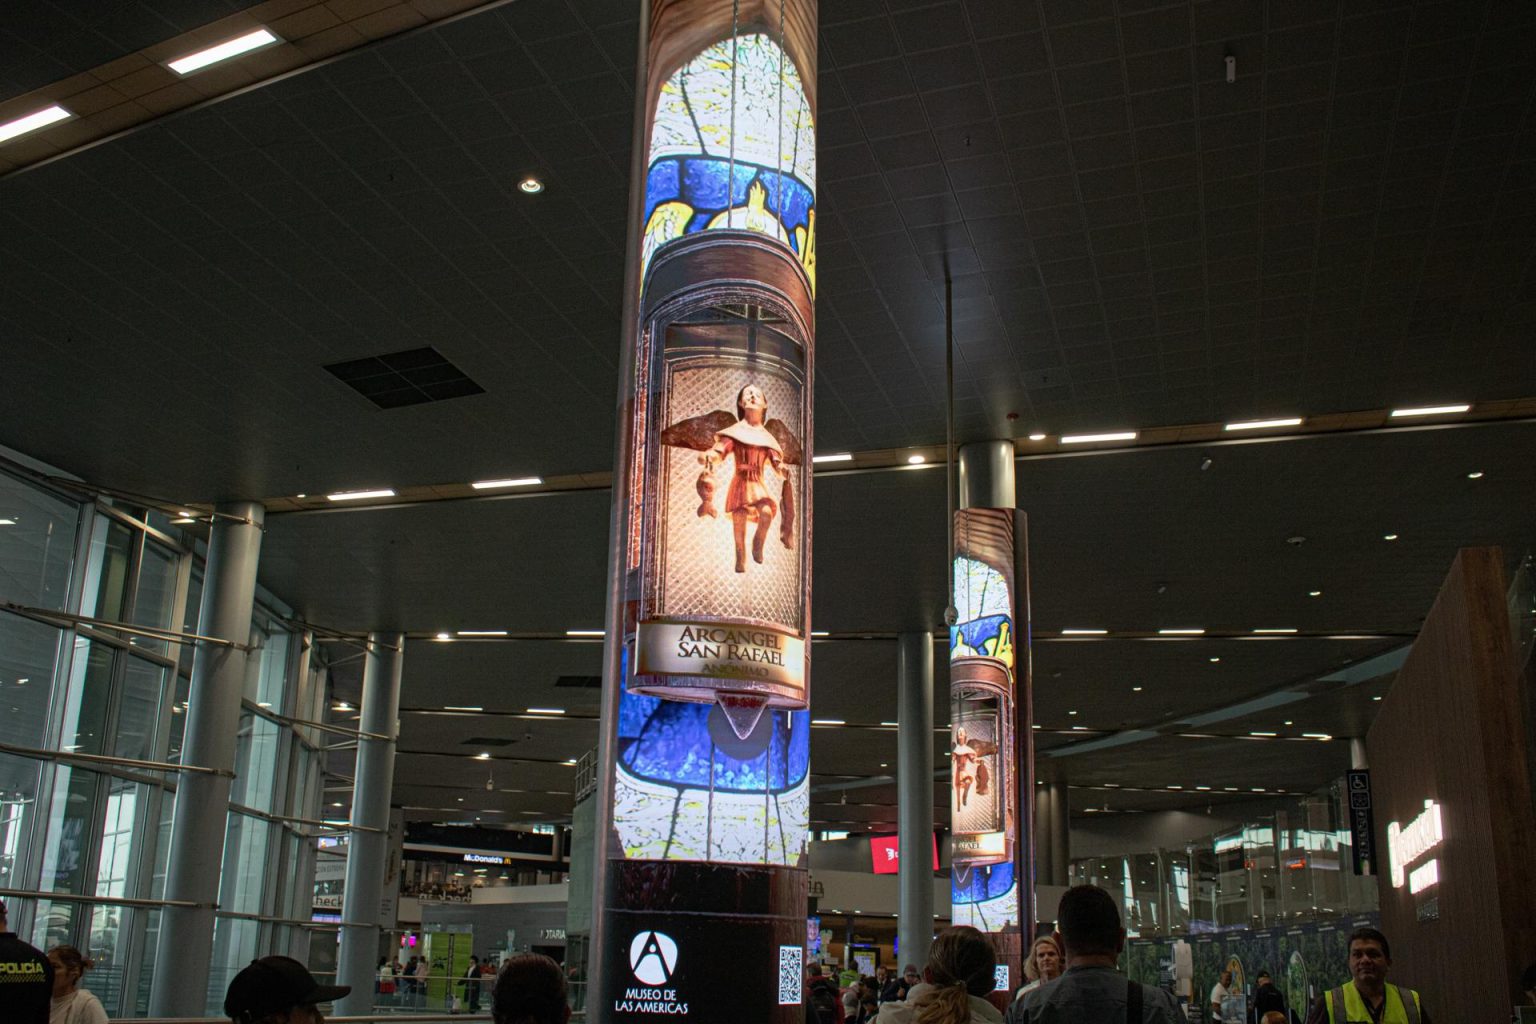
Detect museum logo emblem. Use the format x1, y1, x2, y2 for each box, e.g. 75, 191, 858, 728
629, 930, 678, 986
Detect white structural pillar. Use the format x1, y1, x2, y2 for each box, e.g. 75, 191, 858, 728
335, 632, 405, 1016
896, 630, 935, 967
150, 501, 265, 1017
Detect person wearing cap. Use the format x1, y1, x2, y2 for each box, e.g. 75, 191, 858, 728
0, 898, 54, 1024
224, 956, 350, 1024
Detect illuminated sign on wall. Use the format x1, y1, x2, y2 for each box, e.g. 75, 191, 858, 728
463, 853, 512, 865
1407, 859, 1439, 894
1386, 799, 1443, 888
869, 834, 940, 874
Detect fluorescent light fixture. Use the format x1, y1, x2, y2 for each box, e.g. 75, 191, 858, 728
1309, 590, 1322, 597
1067, 710, 1078, 716
811, 630, 830, 637
257, 701, 271, 708
1224, 417, 1302, 431
565, 629, 604, 637
1158, 628, 1205, 635
1072, 725, 1087, 730
1302, 733, 1332, 740
907, 454, 926, 465
444, 705, 482, 712
457, 630, 508, 637
1167, 785, 1183, 790
1060, 431, 1137, 444
1061, 628, 1107, 635
526, 707, 565, 715
880, 720, 898, 727
475, 752, 491, 760
171, 516, 196, 524
812, 452, 853, 464
471, 476, 542, 489
563, 758, 578, 765
519, 177, 545, 194
1389, 404, 1469, 417
1253, 628, 1297, 634
435, 632, 451, 641
1251, 731, 1278, 737
811, 718, 845, 726
327, 488, 395, 501
0, 104, 72, 144
1132, 686, 1143, 692
1028, 433, 1046, 441
1103, 783, 1119, 788
168, 28, 280, 74
1224, 786, 1240, 792
1209, 656, 1221, 663
1196, 785, 1211, 791
1252, 787, 1266, 792
333, 702, 352, 711
0, 519, 15, 526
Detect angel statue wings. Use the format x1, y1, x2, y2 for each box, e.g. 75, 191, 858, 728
661, 384, 803, 574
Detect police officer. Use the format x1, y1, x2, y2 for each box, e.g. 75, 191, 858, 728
1304, 928, 1428, 1024
0, 898, 54, 1024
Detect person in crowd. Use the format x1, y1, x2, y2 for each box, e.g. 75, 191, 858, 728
897, 965, 920, 1001
876, 967, 891, 998
1007, 885, 1180, 1023
413, 955, 430, 1003
46, 946, 107, 1024
376, 958, 394, 997
1210, 970, 1233, 1020
876, 925, 1001, 1024
844, 982, 863, 1020
880, 966, 904, 1004
1302, 928, 1427, 1024
223, 955, 350, 1024
1252, 970, 1287, 1020
805, 962, 845, 1024
1013, 936, 1064, 1000
462, 954, 483, 1012
491, 953, 568, 1024
0, 899, 53, 1024
1261, 1013, 1287, 1024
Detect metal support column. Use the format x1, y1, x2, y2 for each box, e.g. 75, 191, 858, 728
1034, 784, 1055, 888
335, 632, 405, 1016
896, 630, 935, 968
1047, 781, 1070, 886
957, 440, 1016, 510
149, 501, 264, 1018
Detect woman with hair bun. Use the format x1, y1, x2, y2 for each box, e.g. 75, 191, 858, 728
491, 953, 568, 1024
46, 946, 107, 1024
875, 926, 1002, 1024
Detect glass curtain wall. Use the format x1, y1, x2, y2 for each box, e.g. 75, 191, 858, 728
1068, 780, 1380, 937
0, 464, 338, 1017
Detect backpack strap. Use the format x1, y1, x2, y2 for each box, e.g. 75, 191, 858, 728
1396, 985, 1421, 1024
1125, 977, 1142, 1022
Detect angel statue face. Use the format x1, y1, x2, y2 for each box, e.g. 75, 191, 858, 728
737, 385, 767, 425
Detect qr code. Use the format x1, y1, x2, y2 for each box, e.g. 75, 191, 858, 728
994, 964, 1010, 992
778, 944, 803, 1005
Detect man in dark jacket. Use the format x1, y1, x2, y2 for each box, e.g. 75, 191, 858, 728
1251, 971, 1288, 1022
806, 963, 844, 1024
0, 899, 54, 1024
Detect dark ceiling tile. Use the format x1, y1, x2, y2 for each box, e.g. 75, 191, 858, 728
1122, 8, 1191, 56
823, 16, 901, 65
1048, 19, 1122, 66
839, 58, 917, 103
1056, 59, 1127, 105
1125, 48, 1193, 92
1000, 108, 1067, 147
1078, 164, 1140, 200
977, 32, 1049, 79
990, 70, 1058, 114
1072, 131, 1136, 170
1129, 85, 1194, 126
945, 153, 1013, 190
871, 130, 942, 170
1010, 143, 1074, 180
1194, 0, 1266, 43
892, 3, 971, 53
858, 93, 929, 138
925, 83, 992, 128
906, 44, 983, 89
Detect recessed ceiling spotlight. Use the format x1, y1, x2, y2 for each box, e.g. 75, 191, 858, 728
1309, 590, 1322, 597
168, 28, 280, 74
812, 452, 853, 464
1028, 433, 1046, 441
1209, 656, 1220, 663
1372, 695, 1382, 701
563, 758, 578, 765
1132, 686, 1143, 692
1060, 431, 1137, 444
327, 488, 395, 501
1224, 417, 1302, 431
1389, 404, 1469, 418
471, 477, 542, 490
333, 702, 352, 711
0, 104, 73, 144
1466, 471, 1484, 479
1067, 710, 1078, 716
435, 632, 451, 641
519, 176, 545, 194
1283, 720, 1293, 726
1383, 533, 1398, 541
907, 454, 926, 465
475, 752, 491, 760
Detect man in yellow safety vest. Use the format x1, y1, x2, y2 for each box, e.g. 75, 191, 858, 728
1303, 927, 1428, 1024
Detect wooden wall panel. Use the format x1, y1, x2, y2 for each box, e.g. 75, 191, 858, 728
1366, 547, 1536, 1019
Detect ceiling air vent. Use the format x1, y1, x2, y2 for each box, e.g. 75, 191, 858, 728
324, 346, 485, 409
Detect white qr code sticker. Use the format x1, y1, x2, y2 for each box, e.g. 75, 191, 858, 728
994, 964, 1010, 992
778, 944, 804, 1005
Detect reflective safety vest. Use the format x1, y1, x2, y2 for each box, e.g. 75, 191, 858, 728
1325, 982, 1422, 1024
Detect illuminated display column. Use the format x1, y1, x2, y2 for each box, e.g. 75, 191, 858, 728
950, 441, 1032, 992
592, 3, 817, 1021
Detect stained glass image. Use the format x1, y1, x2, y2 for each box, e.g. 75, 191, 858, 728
643, 34, 816, 292
613, 686, 810, 865
952, 862, 1019, 932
